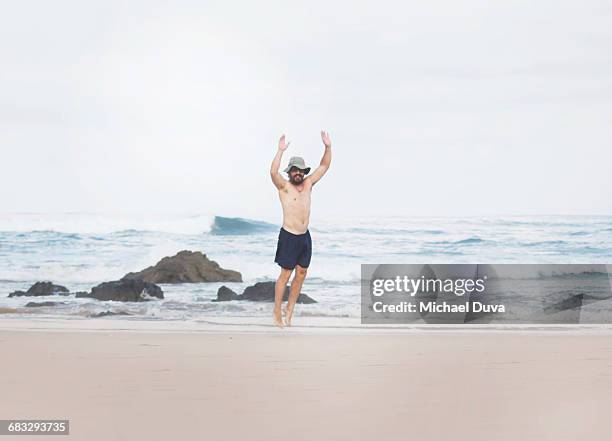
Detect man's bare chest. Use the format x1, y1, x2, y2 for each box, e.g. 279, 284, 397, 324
280, 186, 311, 205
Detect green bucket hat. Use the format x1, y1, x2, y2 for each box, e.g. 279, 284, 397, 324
283, 156, 311, 174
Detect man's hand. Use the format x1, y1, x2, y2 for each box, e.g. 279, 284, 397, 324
279, 134, 291, 151
321, 130, 331, 148
271, 134, 289, 190
306, 130, 332, 186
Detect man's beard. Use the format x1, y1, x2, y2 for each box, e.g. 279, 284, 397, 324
290, 175, 304, 185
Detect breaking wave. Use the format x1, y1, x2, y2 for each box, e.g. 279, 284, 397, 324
210, 216, 277, 235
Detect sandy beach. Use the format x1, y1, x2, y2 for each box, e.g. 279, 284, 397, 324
1, 322, 611, 441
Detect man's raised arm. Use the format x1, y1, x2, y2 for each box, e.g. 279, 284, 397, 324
306, 130, 332, 186
270, 134, 289, 189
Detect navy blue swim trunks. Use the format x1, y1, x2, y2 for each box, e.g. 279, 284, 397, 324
274, 227, 312, 270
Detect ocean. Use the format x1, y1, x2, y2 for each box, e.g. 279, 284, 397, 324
1, 213, 611, 325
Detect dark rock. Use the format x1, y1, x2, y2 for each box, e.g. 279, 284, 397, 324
8, 291, 27, 298
122, 250, 242, 283
544, 294, 585, 313
213, 281, 317, 304
25, 301, 66, 307
544, 293, 609, 314
90, 311, 132, 318
242, 282, 283, 302
77, 279, 163, 302
8, 281, 69, 298
213, 286, 240, 302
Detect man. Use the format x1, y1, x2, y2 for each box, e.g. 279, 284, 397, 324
269, 130, 332, 327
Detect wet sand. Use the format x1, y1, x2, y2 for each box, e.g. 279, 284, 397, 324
1, 327, 611, 441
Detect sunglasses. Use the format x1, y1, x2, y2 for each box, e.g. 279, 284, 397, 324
289, 168, 306, 174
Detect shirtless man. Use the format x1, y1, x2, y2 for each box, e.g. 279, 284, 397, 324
269, 131, 332, 327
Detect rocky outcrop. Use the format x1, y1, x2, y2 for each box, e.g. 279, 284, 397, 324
213, 281, 317, 304
215, 285, 241, 301
76, 279, 163, 302
8, 282, 69, 298
25, 301, 66, 307
90, 311, 132, 318
122, 250, 242, 284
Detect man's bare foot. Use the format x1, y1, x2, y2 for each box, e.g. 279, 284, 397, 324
284, 304, 295, 327
273, 309, 284, 328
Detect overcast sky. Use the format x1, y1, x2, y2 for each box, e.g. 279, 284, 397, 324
1, 0, 611, 219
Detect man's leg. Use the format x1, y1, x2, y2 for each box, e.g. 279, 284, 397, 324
284, 265, 307, 326
274, 267, 293, 328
